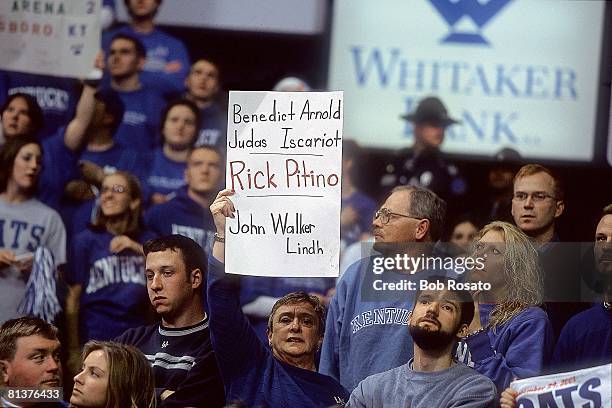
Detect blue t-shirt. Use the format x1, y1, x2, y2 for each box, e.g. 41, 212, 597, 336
102, 85, 166, 151
68, 228, 154, 343
144, 186, 216, 252
103, 26, 189, 97
0, 70, 78, 140
145, 148, 187, 197
207, 257, 349, 407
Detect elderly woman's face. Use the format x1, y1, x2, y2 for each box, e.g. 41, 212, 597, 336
70, 350, 109, 408
2, 97, 33, 138
267, 301, 322, 365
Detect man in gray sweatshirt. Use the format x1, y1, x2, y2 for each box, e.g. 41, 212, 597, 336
347, 277, 497, 407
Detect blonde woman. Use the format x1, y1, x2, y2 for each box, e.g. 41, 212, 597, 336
70, 341, 156, 408
455, 221, 554, 394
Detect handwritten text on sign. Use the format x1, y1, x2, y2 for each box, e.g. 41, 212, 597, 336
225, 91, 343, 277
511, 363, 611, 407
0, 1, 101, 78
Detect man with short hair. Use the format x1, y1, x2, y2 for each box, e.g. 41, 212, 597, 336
550, 204, 612, 372
116, 234, 225, 407
102, 34, 166, 151
511, 164, 586, 337
347, 280, 497, 407
145, 146, 222, 253
511, 164, 565, 244
0, 317, 62, 405
184, 59, 227, 154
381, 96, 466, 203
320, 185, 456, 392
103, 0, 190, 95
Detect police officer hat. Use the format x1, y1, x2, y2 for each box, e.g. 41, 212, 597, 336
401, 96, 459, 127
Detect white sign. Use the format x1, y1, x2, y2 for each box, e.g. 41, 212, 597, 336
511, 363, 611, 407
225, 91, 343, 277
115, 0, 327, 35
0, 0, 101, 78
328, 0, 605, 162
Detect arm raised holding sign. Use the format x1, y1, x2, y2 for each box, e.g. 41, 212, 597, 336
208, 189, 349, 407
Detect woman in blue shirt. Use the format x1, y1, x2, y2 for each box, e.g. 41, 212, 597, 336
457, 221, 555, 394
65, 171, 154, 374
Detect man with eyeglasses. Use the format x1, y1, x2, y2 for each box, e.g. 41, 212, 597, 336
511, 164, 564, 244
320, 186, 457, 392
511, 164, 587, 338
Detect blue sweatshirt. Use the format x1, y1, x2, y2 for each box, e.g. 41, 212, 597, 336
207, 256, 349, 407
67, 228, 155, 343
551, 303, 612, 372
103, 26, 190, 96
116, 319, 225, 407
144, 186, 216, 253
455, 303, 555, 394
320, 257, 458, 392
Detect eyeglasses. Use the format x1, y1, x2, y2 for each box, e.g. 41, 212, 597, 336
472, 242, 505, 258
512, 192, 557, 202
101, 184, 127, 194
373, 208, 422, 225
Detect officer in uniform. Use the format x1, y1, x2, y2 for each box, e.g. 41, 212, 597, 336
381, 96, 466, 202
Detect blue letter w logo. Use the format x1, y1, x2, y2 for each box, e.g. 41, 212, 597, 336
429, 0, 512, 46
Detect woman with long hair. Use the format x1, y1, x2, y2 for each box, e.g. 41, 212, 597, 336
456, 221, 554, 394
70, 341, 156, 408
65, 171, 153, 374
146, 99, 200, 205
0, 93, 44, 142
0, 136, 66, 322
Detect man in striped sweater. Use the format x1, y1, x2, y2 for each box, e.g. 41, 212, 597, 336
116, 234, 225, 407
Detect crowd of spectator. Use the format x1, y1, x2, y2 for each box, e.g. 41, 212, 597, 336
0, 1, 610, 407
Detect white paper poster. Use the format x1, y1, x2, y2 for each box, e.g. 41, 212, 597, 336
0, 0, 101, 78
224, 91, 343, 277
511, 363, 611, 407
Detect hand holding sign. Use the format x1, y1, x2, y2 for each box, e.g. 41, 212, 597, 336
500, 388, 518, 408
210, 188, 237, 233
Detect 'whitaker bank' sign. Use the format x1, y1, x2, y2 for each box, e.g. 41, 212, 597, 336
328, 0, 604, 162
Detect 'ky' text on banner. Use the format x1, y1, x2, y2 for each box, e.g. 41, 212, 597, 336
0, 1, 101, 78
